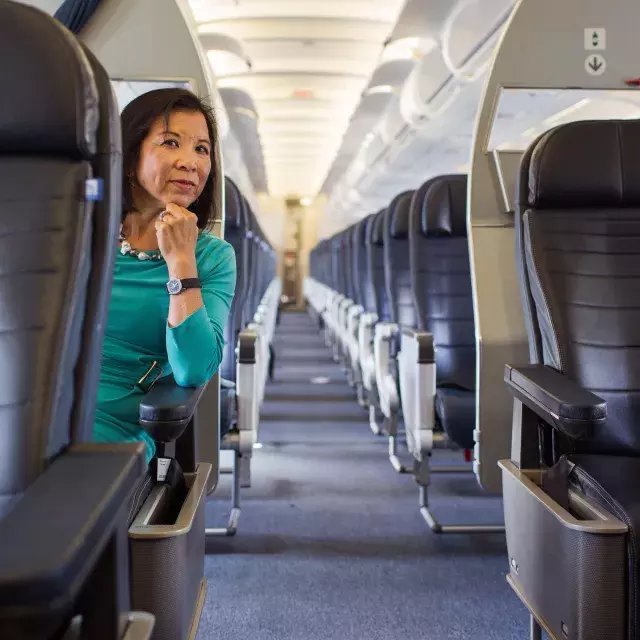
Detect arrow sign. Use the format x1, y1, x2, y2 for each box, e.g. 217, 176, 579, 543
592, 31, 599, 46
585, 53, 606, 76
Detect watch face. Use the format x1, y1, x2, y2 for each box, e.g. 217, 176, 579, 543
167, 278, 182, 294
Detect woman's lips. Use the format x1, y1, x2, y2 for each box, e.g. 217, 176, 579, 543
170, 180, 196, 191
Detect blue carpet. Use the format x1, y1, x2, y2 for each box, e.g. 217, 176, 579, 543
199, 312, 531, 639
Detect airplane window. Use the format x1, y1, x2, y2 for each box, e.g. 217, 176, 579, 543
110, 79, 193, 112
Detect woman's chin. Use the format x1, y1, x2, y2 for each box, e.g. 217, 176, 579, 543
165, 194, 194, 208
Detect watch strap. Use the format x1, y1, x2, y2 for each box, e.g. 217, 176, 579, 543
179, 278, 201, 289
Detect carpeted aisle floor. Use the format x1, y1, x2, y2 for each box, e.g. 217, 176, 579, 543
199, 311, 530, 640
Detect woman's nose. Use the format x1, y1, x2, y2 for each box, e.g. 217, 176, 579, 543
176, 152, 197, 170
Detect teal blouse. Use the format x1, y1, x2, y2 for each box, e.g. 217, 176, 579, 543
93, 231, 236, 463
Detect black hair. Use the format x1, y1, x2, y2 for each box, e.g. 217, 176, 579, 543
120, 87, 221, 230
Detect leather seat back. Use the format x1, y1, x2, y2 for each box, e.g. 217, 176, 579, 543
342, 227, 355, 301
361, 213, 380, 314
330, 233, 342, 294
383, 191, 416, 327
242, 201, 258, 326
351, 220, 366, 307
409, 175, 474, 389
517, 120, 640, 455
369, 197, 409, 322
0, 2, 119, 511
220, 177, 247, 381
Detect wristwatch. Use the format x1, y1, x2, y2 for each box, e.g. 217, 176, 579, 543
166, 277, 201, 295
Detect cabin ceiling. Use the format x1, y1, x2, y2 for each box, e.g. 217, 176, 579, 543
187, 0, 451, 198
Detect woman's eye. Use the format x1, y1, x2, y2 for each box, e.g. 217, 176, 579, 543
197, 145, 210, 154
162, 139, 179, 148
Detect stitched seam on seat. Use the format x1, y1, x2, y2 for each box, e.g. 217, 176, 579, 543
573, 467, 635, 638
128, 474, 152, 523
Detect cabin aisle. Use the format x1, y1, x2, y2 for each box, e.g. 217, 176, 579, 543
200, 312, 529, 640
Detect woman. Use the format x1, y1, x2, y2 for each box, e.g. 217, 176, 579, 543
94, 88, 236, 464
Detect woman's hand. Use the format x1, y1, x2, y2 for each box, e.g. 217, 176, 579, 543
155, 203, 198, 277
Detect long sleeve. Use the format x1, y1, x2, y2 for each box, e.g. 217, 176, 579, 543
166, 236, 237, 387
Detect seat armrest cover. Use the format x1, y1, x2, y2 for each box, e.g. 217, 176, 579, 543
401, 328, 434, 364
139, 375, 209, 442
505, 364, 607, 439
0, 443, 146, 614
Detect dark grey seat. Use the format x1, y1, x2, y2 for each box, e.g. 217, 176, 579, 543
384, 191, 417, 329
409, 175, 475, 449
501, 119, 640, 640
0, 4, 150, 637
367, 208, 394, 323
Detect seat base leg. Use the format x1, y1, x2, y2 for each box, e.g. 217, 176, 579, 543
369, 404, 383, 435
356, 382, 369, 409
205, 452, 241, 537
388, 435, 411, 473
387, 414, 411, 473
418, 486, 505, 534
530, 615, 542, 640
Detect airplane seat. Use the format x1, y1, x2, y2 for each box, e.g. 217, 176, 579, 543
0, 3, 155, 636
345, 218, 371, 407
207, 181, 261, 537
242, 200, 257, 328
358, 211, 387, 432
501, 119, 640, 639
218, 176, 248, 435
336, 227, 356, 372
326, 232, 345, 358
373, 191, 415, 470
368, 209, 393, 324
412, 175, 475, 450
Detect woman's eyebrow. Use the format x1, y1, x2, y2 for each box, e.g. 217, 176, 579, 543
161, 130, 210, 145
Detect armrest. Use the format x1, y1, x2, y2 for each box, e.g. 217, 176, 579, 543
237, 327, 257, 364
139, 375, 209, 442
0, 442, 145, 614
401, 328, 434, 364
504, 364, 607, 439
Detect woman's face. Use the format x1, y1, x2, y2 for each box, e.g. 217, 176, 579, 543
133, 109, 212, 211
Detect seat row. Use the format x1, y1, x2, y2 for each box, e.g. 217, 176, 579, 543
0, 3, 280, 639
308, 118, 640, 639
305, 174, 495, 533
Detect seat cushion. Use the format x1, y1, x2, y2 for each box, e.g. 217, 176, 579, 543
435, 387, 475, 450
220, 386, 237, 438
568, 453, 640, 639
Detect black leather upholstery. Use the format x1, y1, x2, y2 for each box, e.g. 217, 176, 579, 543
515, 120, 640, 640
0, 5, 148, 633
351, 217, 369, 308
73, 45, 122, 441
409, 175, 475, 448
0, 3, 98, 158
367, 206, 396, 322
383, 190, 416, 328
517, 120, 640, 456
341, 229, 355, 301
0, 1, 103, 504
221, 177, 247, 382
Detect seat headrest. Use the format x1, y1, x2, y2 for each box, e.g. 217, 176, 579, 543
0, 3, 99, 158
527, 120, 640, 208
224, 177, 243, 229
389, 191, 414, 238
418, 175, 468, 237
365, 209, 384, 245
